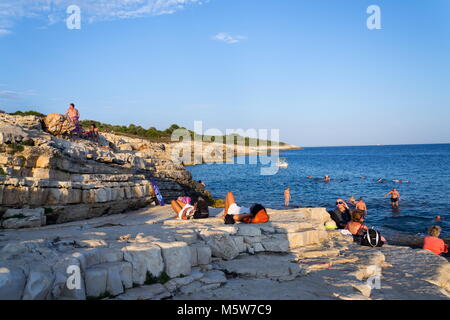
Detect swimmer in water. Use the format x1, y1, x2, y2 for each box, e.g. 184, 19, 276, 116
384, 188, 400, 209
324, 175, 331, 183
348, 196, 356, 206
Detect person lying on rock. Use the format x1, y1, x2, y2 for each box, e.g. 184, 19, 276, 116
330, 198, 351, 229
86, 123, 99, 142
171, 196, 209, 220
223, 192, 269, 224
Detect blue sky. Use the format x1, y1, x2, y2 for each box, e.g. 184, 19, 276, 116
0, 0, 449, 147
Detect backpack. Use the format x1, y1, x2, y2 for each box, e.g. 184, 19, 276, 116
360, 228, 384, 247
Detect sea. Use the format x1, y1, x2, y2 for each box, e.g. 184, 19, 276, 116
187, 144, 450, 241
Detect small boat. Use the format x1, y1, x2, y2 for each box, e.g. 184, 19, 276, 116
276, 158, 288, 168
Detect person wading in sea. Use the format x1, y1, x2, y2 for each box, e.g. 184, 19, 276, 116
384, 188, 400, 208
355, 197, 367, 214
284, 187, 291, 207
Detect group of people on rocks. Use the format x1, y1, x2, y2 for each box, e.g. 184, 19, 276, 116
65, 103, 99, 141
328, 192, 447, 255
170, 192, 269, 225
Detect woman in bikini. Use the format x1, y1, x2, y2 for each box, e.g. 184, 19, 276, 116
346, 210, 368, 236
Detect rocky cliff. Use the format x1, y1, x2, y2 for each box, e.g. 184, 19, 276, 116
0, 113, 211, 228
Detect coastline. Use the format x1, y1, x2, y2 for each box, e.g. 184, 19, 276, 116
170, 141, 301, 166
1, 205, 448, 300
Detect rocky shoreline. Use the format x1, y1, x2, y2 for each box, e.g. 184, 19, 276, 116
0, 112, 211, 227
1, 112, 449, 300
0, 205, 448, 300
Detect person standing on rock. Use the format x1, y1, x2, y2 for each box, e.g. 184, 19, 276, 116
65, 103, 81, 134
284, 187, 291, 207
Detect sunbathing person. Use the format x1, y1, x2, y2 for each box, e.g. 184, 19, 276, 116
329, 198, 351, 229
171, 197, 209, 220
346, 210, 368, 235
86, 123, 99, 142
223, 192, 269, 224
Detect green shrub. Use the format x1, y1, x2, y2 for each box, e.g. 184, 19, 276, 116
6, 143, 24, 155
144, 271, 171, 285
8, 110, 45, 117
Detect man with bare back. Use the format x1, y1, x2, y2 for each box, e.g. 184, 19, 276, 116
65, 103, 79, 120
65, 103, 81, 134
384, 188, 400, 208
356, 197, 367, 214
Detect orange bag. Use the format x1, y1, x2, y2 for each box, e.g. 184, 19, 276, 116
243, 209, 269, 224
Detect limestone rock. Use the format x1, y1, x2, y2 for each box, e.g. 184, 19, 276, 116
85, 266, 107, 298
200, 270, 227, 285
122, 244, 164, 285
42, 113, 76, 136
199, 230, 240, 260
115, 283, 170, 300
2, 208, 46, 229
0, 266, 27, 300
156, 241, 192, 278
22, 267, 55, 300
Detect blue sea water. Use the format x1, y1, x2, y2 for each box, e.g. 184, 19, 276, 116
187, 144, 450, 239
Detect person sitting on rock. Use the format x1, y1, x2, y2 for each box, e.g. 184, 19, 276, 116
329, 198, 351, 229
86, 123, 99, 142
65, 103, 82, 134
423, 225, 448, 255
171, 196, 209, 220
346, 210, 368, 235
223, 192, 269, 224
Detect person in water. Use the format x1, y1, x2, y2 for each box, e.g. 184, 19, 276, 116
423, 226, 448, 255
324, 175, 331, 183
348, 196, 356, 207
171, 196, 209, 220
329, 198, 351, 229
284, 187, 291, 207
355, 197, 367, 214
384, 188, 400, 208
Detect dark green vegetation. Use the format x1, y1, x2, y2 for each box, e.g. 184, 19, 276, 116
3, 109, 287, 145
144, 271, 171, 285
0, 110, 46, 117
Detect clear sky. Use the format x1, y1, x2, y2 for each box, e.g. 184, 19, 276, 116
1, 0, 449, 147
